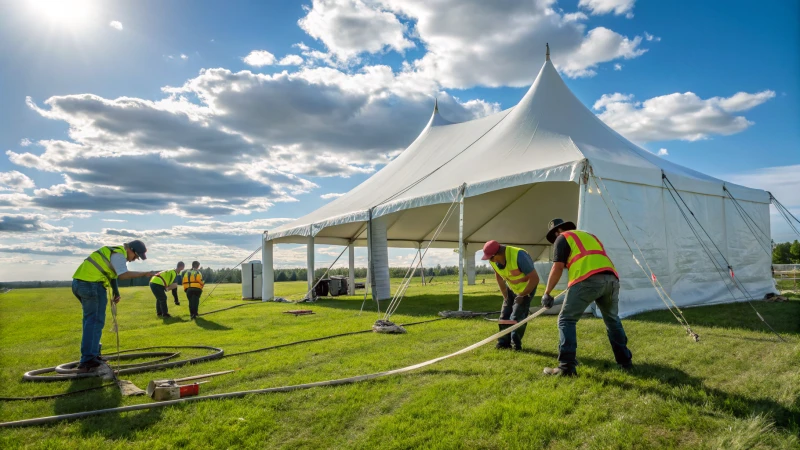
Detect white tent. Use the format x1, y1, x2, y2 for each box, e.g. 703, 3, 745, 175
262, 50, 775, 318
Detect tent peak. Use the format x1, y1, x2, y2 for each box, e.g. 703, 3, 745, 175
434, 97, 439, 113
427, 96, 453, 127
546, 42, 550, 61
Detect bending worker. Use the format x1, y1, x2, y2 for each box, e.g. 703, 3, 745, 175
150, 261, 185, 318
481, 240, 540, 351
182, 261, 205, 320
72, 240, 157, 373
540, 218, 633, 377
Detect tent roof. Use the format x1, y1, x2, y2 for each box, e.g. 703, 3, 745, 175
270, 59, 768, 242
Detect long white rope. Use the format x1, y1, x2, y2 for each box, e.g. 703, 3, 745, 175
383, 195, 461, 320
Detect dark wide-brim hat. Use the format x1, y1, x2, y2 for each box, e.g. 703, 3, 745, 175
546, 218, 576, 244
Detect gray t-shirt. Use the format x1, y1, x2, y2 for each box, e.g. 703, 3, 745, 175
110, 252, 128, 276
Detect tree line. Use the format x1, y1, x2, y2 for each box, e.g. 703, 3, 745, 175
773, 240, 800, 264
0, 264, 497, 289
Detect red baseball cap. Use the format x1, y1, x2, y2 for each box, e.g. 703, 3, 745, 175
481, 240, 500, 260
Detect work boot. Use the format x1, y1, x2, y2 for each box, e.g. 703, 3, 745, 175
543, 367, 577, 377
495, 342, 512, 350
77, 360, 101, 374
619, 363, 634, 373
511, 343, 523, 352
162, 313, 172, 318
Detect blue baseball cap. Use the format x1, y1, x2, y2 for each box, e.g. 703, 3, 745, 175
127, 240, 148, 260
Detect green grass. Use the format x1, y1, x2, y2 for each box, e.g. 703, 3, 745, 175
1, 276, 799, 449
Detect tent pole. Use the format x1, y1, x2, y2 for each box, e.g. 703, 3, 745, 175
577, 162, 589, 230
348, 242, 355, 295
307, 234, 315, 298
458, 184, 465, 311
418, 244, 425, 286
262, 232, 274, 301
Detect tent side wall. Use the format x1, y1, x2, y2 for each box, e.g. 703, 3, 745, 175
581, 179, 774, 318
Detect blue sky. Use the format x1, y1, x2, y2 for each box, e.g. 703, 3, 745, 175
0, 0, 798, 281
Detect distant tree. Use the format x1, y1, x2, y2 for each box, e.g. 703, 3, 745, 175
791, 240, 800, 264
289, 271, 298, 282
276, 271, 288, 282
773, 242, 792, 264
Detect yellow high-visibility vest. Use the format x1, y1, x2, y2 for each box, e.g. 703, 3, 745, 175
562, 230, 618, 287
72, 246, 126, 287
489, 245, 530, 295
182, 270, 204, 290
150, 269, 177, 287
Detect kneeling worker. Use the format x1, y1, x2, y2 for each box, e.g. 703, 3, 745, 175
540, 218, 633, 377
182, 261, 205, 320
72, 240, 157, 373
481, 240, 540, 351
150, 261, 185, 318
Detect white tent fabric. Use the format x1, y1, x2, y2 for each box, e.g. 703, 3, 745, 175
266, 58, 774, 317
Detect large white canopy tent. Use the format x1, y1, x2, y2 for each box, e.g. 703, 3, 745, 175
261, 49, 775, 318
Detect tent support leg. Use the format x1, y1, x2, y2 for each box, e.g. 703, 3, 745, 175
262, 232, 274, 301
458, 185, 465, 311
348, 243, 355, 295
307, 235, 315, 298
418, 246, 425, 286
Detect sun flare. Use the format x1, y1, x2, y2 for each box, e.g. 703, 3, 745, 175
28, 0, 96, 28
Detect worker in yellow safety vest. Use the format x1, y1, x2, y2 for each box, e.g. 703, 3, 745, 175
150, 261, 185, 318
182, 261, 205, 320
481, 240, 540, 351
540, 218, 632, 377
71, 240, 158, 373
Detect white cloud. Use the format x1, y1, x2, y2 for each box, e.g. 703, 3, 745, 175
644, 32, 660, 42
593, 90, 775, 142
11, 64, 494, 216
109, 20, 123, 31
20, 138, 32, 147
372, 0, 649, 87
0, 214, 65, 233
101, 219, 127, 222
242, 50, 276, 67
298, 0, 414, 61
614, 63, 622, 71
0, 171, 35, 191
657, 148, 668, 156
321, 192, 345, 199
180, 54, 188, 60
278, 54, 304, 66
579, 0, 636, 17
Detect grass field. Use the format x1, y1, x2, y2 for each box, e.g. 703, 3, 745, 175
1, 276, 799, 449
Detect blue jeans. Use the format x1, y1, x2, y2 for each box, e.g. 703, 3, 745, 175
558, 273, 632, 371
72, 279, 108, 364
498, 287, 532, 348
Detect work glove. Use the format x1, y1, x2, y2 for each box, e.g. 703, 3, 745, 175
541, 293, 555, 309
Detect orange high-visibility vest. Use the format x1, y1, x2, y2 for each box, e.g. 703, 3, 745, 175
562, 230, 618, 287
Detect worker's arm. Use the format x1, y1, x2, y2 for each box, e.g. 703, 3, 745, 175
494, 272, 509, 300
118, 270, 158, 280
166, 283, 179, 291
519, 270, 540, 297
198, 272, 205, 289
545, 262, 565, 296
109, 279, 120, 301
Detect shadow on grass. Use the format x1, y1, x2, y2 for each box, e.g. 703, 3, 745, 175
194, 317, 233, 331
523, 348, 800, 430
627, 300, 800, 337
310, 293, 516, 318
161, 316, 188, 325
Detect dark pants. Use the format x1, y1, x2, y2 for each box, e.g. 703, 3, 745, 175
72, 279, 107, 364
558, 273, 632, 371
186, 288, 202, 316
171, 287, 181, 305
498, 286, 533, 349
151, 283, 169, 316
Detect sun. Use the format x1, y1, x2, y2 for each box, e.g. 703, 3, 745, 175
27, 0, 96, 28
